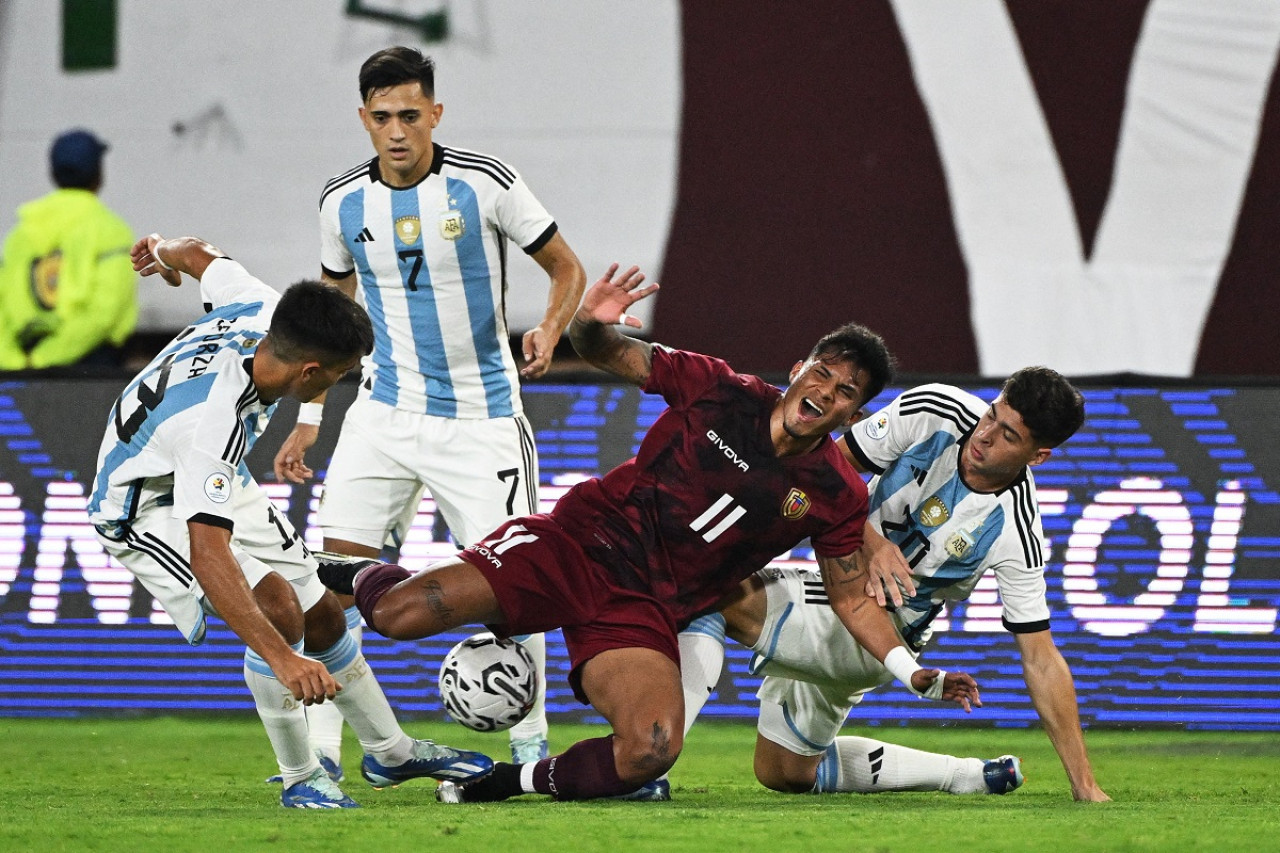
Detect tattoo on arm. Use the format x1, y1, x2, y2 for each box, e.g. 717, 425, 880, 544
568, 317, 653, 385
420, 579, 456, 629
822, 553, 868, 588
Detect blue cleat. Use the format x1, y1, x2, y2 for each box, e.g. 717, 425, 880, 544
361, 739, 494, 789
267, 752, 343, 785
983, 755, 1024, 795
281, 767, 360, 809
611, 779, 672, 801
510, 736, 549, 765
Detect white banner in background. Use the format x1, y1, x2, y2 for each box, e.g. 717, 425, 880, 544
894, 0, 1280, 376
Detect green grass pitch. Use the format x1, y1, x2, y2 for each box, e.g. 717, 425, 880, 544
2, 717, 1277, 852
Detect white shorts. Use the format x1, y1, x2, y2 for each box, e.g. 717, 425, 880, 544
749, 566, 907, 756
96, 477, 324, 646
318, 395, 539, 550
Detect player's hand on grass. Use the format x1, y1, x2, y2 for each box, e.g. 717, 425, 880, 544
272, 652, 341, 706
576, 264, 659, 329
273, 425, 318, 484
1073, 784, 1112, 803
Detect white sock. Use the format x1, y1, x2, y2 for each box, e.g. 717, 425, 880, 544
244, 644, 321, 788
823, 736, 986, 794
313, 630, 414, 765
304, 609, 362, 763
679, 613, 727, 736
507, 632, 548, 743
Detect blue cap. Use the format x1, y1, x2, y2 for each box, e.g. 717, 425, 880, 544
50, 128, 108, 188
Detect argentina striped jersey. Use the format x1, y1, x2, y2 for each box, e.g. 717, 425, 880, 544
319, 144, 557, 418
845, 384, 1051, 648
89, 259, 278, 535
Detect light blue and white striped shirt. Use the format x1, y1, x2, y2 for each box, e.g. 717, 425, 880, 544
89, 259, 277, 535
319, 144, 556, 418
845, 384, 1051, 647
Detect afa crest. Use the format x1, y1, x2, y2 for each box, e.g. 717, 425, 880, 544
918, 496, 950, 527
395, 216, 422, 244
781, 488, 811, 521
439, 209, 465, 240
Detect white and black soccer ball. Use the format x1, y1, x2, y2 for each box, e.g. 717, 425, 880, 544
438, 633, 537, 732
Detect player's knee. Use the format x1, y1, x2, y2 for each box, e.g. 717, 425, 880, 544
301, 590, 347, 651
252, 573, 305, 643
613, 724, 683, 786
754, 755, 817, 794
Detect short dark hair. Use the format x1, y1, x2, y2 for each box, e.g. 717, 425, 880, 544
1000, 366, 1085, 448
359, 46, 435, 102
808, 322, 895, 407
266, 281, 374, 366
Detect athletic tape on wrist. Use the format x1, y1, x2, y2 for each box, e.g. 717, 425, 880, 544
883, 646, 921, 693
297, 402, 324, 425
152, 241, 174, 270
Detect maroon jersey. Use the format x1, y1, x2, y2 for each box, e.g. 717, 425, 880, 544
551, 346, 867, 627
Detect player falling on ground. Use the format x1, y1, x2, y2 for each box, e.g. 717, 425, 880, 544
272, 45, 585, 775
317, 263, 981, 803
88, 234, 493, 808
675, 368, 1111, 801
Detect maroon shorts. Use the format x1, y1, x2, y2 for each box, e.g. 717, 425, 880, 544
460, 514, 680, 703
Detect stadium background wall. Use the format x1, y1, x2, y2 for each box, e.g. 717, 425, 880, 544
4, 0, 1280, 377
2, 376, 1278, 731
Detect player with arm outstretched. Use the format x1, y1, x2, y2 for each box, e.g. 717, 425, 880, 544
89, 234, 493, 808
314, 264, 980, 804
676, 368, 1111, 802
270, 45, 586, 772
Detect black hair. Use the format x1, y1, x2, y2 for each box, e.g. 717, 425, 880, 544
265, 281, 374, 366
808, 322, 895, 406
1000, 366, 1085, 448
359, 46, 435, 102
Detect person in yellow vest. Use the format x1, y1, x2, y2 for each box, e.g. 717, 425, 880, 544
0, 129, 137, 370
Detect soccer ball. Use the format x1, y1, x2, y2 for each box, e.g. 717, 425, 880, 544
438, 633, 537, 732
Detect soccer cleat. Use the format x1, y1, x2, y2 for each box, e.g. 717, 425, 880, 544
983, 755, 1024, 795
361, 739, 494, 789
267, 752, 343, 784
313, 552, 382, 596
510, 736, 549, 764
611, 779, 672, 801
281, 767, 360, 809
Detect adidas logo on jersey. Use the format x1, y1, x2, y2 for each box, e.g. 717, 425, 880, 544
354, 227, 375, 243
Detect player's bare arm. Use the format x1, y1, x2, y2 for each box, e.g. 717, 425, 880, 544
131, 233, 225, 285
568, 263, 660, 386
522, 231, 587, 379
1015, 630, 1111, 801
820, 552, 981, 711
186, 519, 339, 705
270, 269, 359, 484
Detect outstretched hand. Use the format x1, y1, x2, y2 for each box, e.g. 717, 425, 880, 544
130, 234, 182, 287
576, 264, 660, 328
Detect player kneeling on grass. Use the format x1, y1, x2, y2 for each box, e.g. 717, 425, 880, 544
88, 235, 493, 808
316, 263, 981, 804
672, 369, 1110, 802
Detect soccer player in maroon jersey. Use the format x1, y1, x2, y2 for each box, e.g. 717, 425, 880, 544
317, 264, 981, 802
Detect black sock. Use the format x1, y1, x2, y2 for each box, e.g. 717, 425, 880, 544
458, 762, 524, 802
